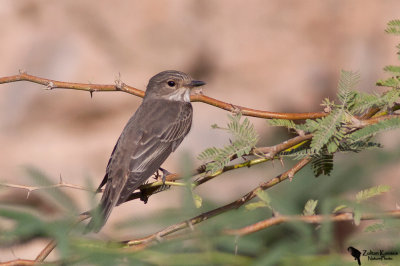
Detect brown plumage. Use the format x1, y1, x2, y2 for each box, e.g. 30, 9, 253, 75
86, 70, 205, 232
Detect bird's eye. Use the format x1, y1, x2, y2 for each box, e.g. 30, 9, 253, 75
167, 80, 176, 87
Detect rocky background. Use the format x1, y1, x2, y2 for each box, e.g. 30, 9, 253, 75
1, 0, 400, 260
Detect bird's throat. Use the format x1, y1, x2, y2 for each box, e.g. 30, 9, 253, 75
166, 88, 191, 102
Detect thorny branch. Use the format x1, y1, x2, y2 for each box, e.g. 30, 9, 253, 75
224, 210, 400, 236
0, 72, 326, 120
0, 178, 94, 198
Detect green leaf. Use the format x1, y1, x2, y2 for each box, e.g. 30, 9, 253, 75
355, 185, 391, 203
332, 205, 347, 213
245, 190, 273, 211
267, 119, 297, 129
192, 192, 203, 208
376, 77, 400, 88
383, 65, 400, 74
311, 153, 333, 177
297, 119, 320, 132
245, 201, 269, 211
255, 190, 271, 205
311, 70, 360, 153
364, 222, 386, 232
198, 113, 259, 173
354, 88, 400, 114
349, 118, 400, 143
303, 199, 318, 216
353, 205, 362, 226
385, 19, 400, 35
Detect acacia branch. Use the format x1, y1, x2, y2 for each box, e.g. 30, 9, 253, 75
126, 157, 311, 247
224, 210, 400, 236
0, 259, 37, 266
0, 179, 93, 198
0, 72, 326, 120
126, 133, 314, 201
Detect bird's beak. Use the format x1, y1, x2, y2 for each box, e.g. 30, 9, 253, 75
188, 80, 206, 88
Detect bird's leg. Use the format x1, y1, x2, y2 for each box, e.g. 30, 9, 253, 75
158, 167, 172, 185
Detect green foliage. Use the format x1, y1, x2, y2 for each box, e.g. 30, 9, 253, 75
353, 89, 400, 113
303, 199, 318, 216
376, 76, 400, 88
349, 117, 400, 142
267, 119, 297, 129
198, 113, 259, 173
385, 19, 400, 35
310, 70, 358, 154
383, 65, 400, 74
270, 64, 400, 178
310, 153, 334, 177
364, 222, 386, 232
332, 205, 347, 213
245, 189, 273, 211
355, 184, 391, 203
353, 185, 391, 226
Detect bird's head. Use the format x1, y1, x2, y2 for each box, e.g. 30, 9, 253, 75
145, 70, 206, 102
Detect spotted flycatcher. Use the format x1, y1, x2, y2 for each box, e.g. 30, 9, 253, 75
86, 70, 205, 232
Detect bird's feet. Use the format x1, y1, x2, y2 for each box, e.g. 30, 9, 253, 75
156, 167, 172, 185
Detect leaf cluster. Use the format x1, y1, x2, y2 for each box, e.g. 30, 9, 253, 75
269, 69, 400, 177
197, 113, 259, 173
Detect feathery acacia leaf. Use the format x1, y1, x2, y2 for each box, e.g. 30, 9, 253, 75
353, 89, 400, 114
376, 77, 400, 88
385, 19, 400, 35
383, 65, 400, 74
311, 153, 334, 177
356, 185, 391, 203
303, 199, 318, 216
310, 70, 359, 153
267, 119, 297, 129
349, 117, 400, 142
198, 113, 259, 173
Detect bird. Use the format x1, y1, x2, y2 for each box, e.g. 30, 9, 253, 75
347, 246, 362, 265
86, 70, 205, 232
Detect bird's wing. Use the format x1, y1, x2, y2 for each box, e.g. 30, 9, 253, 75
115, 101, 193, 204
95, 136, 121, 192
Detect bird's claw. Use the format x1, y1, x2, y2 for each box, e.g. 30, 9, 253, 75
159, 167, 172, 185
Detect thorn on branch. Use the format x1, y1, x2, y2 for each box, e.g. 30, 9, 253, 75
230, 104, 242, 115
187, 220, 194, 231
115, 73, 125, 90
155, 233, 163, 243
279, 157, 284, 168
45, 81, 55, 90
19, 69, 27, 75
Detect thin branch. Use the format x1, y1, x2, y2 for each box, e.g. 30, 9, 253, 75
125, 157, 311, 247
224, 210, 400, 236
0, 259, 37, 266
0, 72, 326, 120
0, 181, 93, 198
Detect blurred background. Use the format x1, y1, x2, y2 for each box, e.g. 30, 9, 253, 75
1, 0, 400, 263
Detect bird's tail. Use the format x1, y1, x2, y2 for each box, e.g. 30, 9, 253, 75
357, 257, 361, 266
84, 185, 118, 233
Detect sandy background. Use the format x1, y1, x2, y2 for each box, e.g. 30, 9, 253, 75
1, 0, 400, 261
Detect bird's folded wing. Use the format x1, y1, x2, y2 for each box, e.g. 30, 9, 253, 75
114, 101, 193, 204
